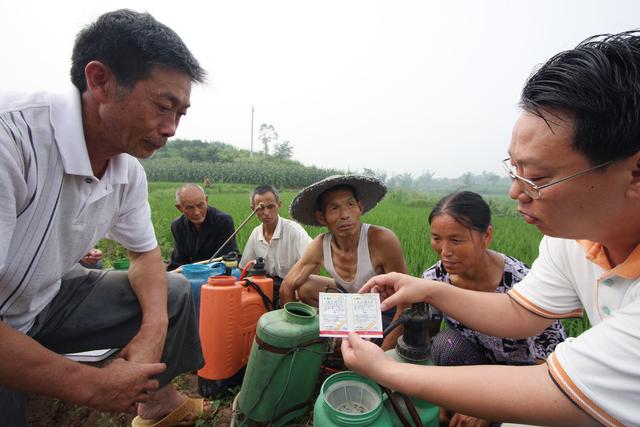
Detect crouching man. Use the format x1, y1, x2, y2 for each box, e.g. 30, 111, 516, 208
0, 9, 208, 426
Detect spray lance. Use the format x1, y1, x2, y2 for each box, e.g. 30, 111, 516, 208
170, 202, 264, 273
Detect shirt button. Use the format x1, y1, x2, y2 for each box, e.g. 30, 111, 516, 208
602, 278, 614, 286
85, 178, 92, 184
602, 306, 611, 316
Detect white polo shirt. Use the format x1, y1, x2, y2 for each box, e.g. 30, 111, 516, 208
0, 88, 157, 333
239, 216, 311, 278
509, 236, 640, 426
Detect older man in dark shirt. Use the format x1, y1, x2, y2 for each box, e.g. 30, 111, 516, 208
168, 183, 238, 270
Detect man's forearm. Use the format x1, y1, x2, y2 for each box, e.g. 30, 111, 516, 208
372, 359, 597, 426
0, 321, 96, 404
128, 247, 169, 327
426, 282, 552, 338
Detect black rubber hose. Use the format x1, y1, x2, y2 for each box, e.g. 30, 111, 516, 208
383, 313, 409, 337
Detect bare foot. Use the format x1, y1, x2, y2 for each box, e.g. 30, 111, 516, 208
136, 384, 187, 420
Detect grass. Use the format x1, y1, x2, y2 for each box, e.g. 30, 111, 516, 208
94, 182, 589, 337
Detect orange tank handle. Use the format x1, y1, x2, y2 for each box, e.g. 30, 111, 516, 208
238, 276, 274, 311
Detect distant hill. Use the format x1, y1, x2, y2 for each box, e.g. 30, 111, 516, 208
142, 138, 512, 194
141, 139, 344, 188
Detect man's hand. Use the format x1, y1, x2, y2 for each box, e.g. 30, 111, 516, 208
359, 272, 432, 311
82, 248, 103, 266
279, 280, 297, 306
449, 412, 492, 427
85, 358, 166, 413
341, 332, 392, 379
118, 322, 167, 364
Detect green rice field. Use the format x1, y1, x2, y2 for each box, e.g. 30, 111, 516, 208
96, 182, 589, 337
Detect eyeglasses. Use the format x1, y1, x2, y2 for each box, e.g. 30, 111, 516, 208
502, 157, 613, 199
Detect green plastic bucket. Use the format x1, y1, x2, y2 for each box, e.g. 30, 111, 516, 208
112, 259, 130, 270
314, 371, 391, 426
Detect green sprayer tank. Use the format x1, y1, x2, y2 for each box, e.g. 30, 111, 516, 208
314, 303, 439, 427
313, 369, 438, 427
237, 302, 328, 426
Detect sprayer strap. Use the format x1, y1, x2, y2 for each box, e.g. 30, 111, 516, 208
401, 392, 424, 427
382, 386, 412, 427
255, 336, 325, 355
242, 400, 313, 427
243, 279, 273, 311
382, 386, 424, 427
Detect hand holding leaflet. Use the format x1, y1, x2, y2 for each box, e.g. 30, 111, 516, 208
318, 293, 383, 338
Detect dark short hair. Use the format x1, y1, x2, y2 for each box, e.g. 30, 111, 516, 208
317, 185, 358, 212
429, 191, 491, 233
70, 9, 206, 92
521, 30, 640, 165
250, 185, 280, 206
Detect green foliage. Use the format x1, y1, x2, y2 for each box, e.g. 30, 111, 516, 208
142, 157, 344, 188
152, 139, 242, 162
143, 139, 515, 193
274, 140, 294, 159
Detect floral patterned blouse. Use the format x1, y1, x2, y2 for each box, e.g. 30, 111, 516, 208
422, 254, 566, 364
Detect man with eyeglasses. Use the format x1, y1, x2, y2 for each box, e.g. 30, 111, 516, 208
167, 183, 239, 270
239, 185, 312, 308
341, 31, 640, 426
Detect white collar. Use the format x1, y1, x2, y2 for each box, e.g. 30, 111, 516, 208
49, 86, 129, 184
260, 216, 283, 242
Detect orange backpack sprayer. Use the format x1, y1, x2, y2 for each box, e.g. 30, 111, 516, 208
197, 257, 273, 398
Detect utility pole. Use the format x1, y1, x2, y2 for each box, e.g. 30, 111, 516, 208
250, 105, 254, 157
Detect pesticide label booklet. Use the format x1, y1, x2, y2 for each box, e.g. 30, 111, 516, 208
318, 292, 383, 338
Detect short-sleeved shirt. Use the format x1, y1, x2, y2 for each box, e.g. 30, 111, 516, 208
167, 206, 238, 270
239, 216, 311, 278
423, 254, 566, 364
509, 236, 640, 426
0, 88, 157, 333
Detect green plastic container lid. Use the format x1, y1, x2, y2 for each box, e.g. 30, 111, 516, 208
112, 259, 130, 270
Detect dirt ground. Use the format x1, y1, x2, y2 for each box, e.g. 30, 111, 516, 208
26, 371, 315, 427
26, 373, 228, 427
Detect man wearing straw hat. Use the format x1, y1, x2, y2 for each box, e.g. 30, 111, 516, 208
281, 175, 408, 340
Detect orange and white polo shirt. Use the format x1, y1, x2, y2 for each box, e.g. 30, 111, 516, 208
508, 236, 640, 426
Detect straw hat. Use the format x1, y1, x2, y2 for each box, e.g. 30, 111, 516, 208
289, 175, 387, 226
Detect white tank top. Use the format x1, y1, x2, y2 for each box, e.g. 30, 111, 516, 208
322, 223, 376, 293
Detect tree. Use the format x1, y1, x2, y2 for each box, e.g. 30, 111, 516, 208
388, 172, 414, 189
362, 168, 388, 183
258, 123, 278, 155
483, 171, 501, 186
273, 140, 293, 159
462, 172, 474, 187
415, 170, 436, 191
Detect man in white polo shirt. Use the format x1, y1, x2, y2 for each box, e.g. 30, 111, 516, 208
341, 32, 640, 426
240, 185, 312, 308
0, 9, 209, 426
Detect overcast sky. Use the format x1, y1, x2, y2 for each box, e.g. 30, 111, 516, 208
2, 1, 640, 178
